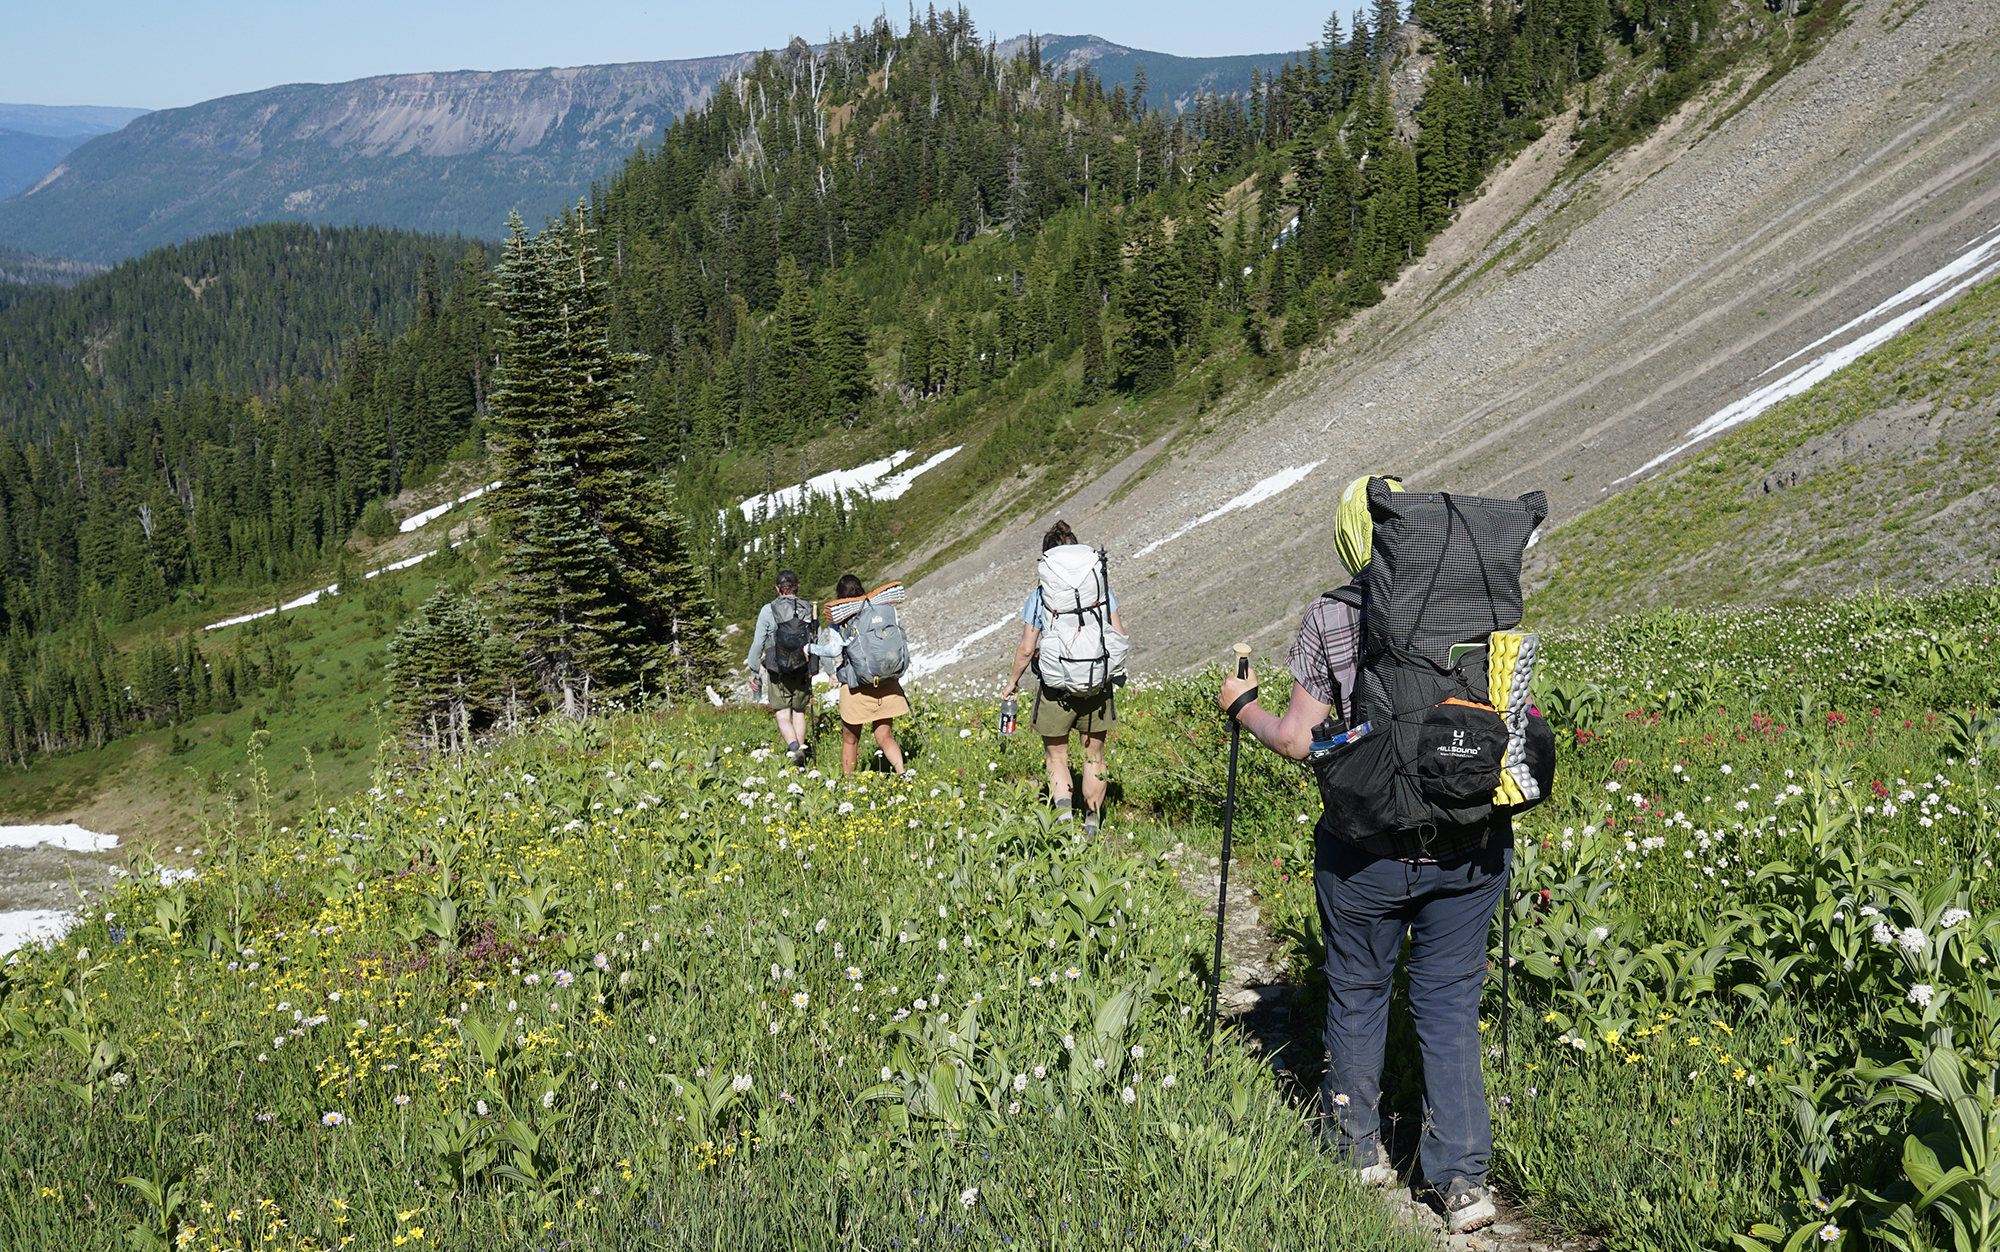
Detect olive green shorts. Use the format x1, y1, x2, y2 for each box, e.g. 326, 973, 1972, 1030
1031, 685, 1116, 738
767, 671, 812, 712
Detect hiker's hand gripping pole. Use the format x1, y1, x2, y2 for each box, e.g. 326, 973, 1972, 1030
1206, 644, 1255, 1054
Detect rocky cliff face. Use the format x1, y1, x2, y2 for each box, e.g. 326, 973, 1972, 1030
0, 57, 758, 262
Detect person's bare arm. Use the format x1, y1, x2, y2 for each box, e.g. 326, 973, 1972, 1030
1110, 607, 1126, 633
1216, 671, 1329, 763
1005, 623, 1040, 696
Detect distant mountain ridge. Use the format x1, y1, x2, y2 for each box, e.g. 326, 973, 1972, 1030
0, 104, 152, 138
0, 104, 153, 204
0, 36, 1301, 264
0, 57, 761, 263
994, 34, 1304, 112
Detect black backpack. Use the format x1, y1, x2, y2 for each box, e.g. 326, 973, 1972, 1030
764, 596, 813, 677
1312, 481, 1555, 860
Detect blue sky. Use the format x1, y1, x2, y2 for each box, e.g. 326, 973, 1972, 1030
7, 1, 1332, 110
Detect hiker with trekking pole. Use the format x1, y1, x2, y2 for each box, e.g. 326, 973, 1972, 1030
746, 570, 817, 768
1212, 475, 1553, 1235
1004, 520, 1129, 835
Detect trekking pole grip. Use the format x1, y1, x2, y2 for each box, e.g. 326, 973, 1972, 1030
1225, 645, 1258, 721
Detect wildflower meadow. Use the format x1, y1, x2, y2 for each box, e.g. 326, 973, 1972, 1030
2, 585, 1998, 1250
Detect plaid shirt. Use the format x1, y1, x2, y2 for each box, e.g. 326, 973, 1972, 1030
1286, 592, 1362, 725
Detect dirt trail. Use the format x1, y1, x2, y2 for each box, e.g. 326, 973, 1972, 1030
904, 0, 2000, 683
1166, 840, 1596, 1250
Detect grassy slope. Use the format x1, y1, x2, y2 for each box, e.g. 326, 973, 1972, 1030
0, 699, 1419, 1251
1528, 277, 2000, 621
4, 585, 1998, 1249
0, 560, 457, 846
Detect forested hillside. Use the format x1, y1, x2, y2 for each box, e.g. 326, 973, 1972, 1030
0, 223, 480, 440
581, 0, 1726, 608
0, 0, 1754, 769
0, 244, 101, 295
0, 224, 498, 647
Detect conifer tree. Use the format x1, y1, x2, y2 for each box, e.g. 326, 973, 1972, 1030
819, 279, 872, 424
486, 210, 725, 715
1416, 67, 1473, 232
1077, 280, 1109, 404
1371, 0, 1404, 67
767, 257, 823, 439
389, 585, 502, 755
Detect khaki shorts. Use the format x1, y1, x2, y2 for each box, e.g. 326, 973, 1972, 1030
1031, 685, 1116, 737
767, 670, 812, 712
840, 679, 909, 725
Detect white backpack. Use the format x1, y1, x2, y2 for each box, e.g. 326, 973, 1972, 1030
1034, 544, 1128, 695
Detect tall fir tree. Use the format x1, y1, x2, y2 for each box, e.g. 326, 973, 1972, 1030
819, 279, 872, 424
1415, 66, 1473, 232
486, 210, 724, 715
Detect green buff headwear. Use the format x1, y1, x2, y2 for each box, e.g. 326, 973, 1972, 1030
1335, 475, 1405, 574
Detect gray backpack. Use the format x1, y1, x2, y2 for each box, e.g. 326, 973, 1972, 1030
842, 598, 909, 686
763, 596, 814, 676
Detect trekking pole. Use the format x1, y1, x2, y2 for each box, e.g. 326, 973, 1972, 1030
1501, 858, 1513, 1065
1206, 643, 1254, 1055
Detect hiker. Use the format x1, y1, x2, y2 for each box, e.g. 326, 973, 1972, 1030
1214, 475, 1545, 1236
1003, 520, 1128, 835
745, 570, 815, 768
819, 573, 912, 777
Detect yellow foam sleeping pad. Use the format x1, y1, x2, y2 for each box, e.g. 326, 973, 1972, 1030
1488, 630, 1541, 806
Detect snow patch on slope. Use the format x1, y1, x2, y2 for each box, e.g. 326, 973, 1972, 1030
401, 482, 501, 532
734, 447, 961, 521
1626, 224, 2000, 481
204, 542, 464, 631
906, 612, 1017, 680
0, 823, 118, 853
1133, 462, 1325, 558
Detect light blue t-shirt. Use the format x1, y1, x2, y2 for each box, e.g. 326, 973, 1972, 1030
1021, 588, 1118, 630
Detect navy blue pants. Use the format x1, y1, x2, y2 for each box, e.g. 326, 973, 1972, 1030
1315, 830, 1509, 1188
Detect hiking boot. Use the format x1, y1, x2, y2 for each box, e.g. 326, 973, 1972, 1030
1440, 1177, 1497, 1233
1346, 1141, 1397, 1188
1054, 797, 1073, 822
1083, 809, 1101, 837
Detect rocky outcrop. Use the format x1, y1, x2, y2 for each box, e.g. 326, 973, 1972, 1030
0, 57, 759, 262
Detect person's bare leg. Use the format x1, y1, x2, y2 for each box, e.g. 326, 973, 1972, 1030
776, 707, 806, 751
873, 720, 904, 772
1043, 735, 1071, 804
1079, 730, 1109, 814
841, 721, 862, 773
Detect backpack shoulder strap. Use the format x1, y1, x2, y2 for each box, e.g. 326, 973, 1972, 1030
1323, 581, 1364, 608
